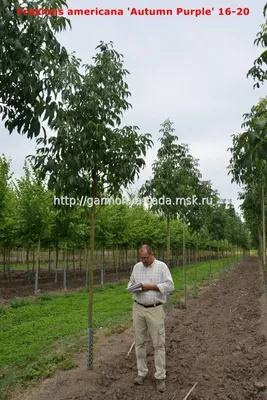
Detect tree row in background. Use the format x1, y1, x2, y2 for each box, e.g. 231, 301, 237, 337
1, 0, 259, 369
0, 137, 251, 272
229, 4, 267, 270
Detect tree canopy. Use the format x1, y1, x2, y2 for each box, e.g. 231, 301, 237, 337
0, 0, 80, 138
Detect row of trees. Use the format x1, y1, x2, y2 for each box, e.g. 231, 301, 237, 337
229, 5, 267, 267
0, 0, 259, 369
0, 148, 250, 258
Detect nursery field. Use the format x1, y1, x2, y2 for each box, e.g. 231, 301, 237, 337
12, 256, 267, 400
0, 254, 229, 303
1, 256, 267, 400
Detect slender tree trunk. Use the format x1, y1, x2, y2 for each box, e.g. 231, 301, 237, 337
35, 239, 40, 296
113, 246, 115, 267
101, 247, 105, 284
183, 224, 187, 300
88, 203, 96, 369
3, 246, 6, 279
38, 246, 41, 274
31, 249, 35, 274
79, 248, 82, 275
48, 247, 51, 272
55, 245, 58, 283
37, 239, 40, 275
262, 184, 266, 267
115, 244, 119, 281
26, 247, 30, 283
66, 245, 69, 273
166, 217, 171, 265
7, 247, 11, 282
63, 247, 67, 290
258, 224, 263, 264
102, 247, 105, 266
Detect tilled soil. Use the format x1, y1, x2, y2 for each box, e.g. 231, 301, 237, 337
15, 257, 267, 400
0, 270, 131, 305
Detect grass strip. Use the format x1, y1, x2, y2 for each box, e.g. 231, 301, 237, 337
0, 256, 242, 399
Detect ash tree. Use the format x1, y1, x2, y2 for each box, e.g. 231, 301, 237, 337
140, 118, 204, 302
33, 41, 153, 369
15, 161, 53, 286
229, 97, 267, 266
140, 118, 202, 262
0, 0, 80, 138
247, 3, 267, 88
0, 155, 19, 277
48, 203, 87, 283
239, 185, 261, 251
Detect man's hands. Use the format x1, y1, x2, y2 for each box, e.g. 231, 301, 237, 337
141, 283, 159, 291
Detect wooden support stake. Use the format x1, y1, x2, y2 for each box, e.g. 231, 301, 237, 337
126, 341, 135, 358
182, 382, 198, 400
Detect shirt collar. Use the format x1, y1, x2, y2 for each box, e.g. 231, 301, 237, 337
147, 259, 156, 268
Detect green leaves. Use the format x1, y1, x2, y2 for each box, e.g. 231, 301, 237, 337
229, 97, 267, 185
0, 0, 80, 138
33, 41, 153, 201
140, 118, 205, 229
247, 6, 267, 87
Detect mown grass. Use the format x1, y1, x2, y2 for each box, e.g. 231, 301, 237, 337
0, 255, 242, 399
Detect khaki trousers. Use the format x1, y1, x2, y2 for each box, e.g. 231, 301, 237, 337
132, 302, 166, 379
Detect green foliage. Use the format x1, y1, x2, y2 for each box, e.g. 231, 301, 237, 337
0, 153, 250, 252
9, 298, 31, 309
33, 41, 153, 199
140, 118, 202, 224
15, 161, 53, 248
0, 155, 19, 248
228, 97, 267, 260
24, 354, 77, 381
140, 119, 220, 233
239, 185, 261, 248
0, 0, 80, 138
247, 5, 267, 88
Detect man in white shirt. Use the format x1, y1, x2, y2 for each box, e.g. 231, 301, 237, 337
127, 244, 175, 393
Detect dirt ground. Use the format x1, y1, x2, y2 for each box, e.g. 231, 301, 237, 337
0, 270, 131, 305
12, 256, 267, 400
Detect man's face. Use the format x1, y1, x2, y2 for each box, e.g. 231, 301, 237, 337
139, 250, 152, 266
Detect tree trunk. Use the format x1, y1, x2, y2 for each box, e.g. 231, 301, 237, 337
88, 206, 95, 369
115, 244, 119, 281
48, 247, 51, 272
113, 246, 115, 267
7, 248, 11, 282
35, 239, 40, 296
3, 246, 6, 279
66, 246, 69, 273
88, 181, 96, 370
262, 184, 266, 267
63, 247, 67, 290
258, 224, 263, 264
79, 249, 82, 275
183, 224, 187, 300
166, 217, 171, 265
55, 245, 58, 283
26, 247, 30, 283
32, 249, 35, 274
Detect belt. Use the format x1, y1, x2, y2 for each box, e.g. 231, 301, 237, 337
134, 300, 162, 308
